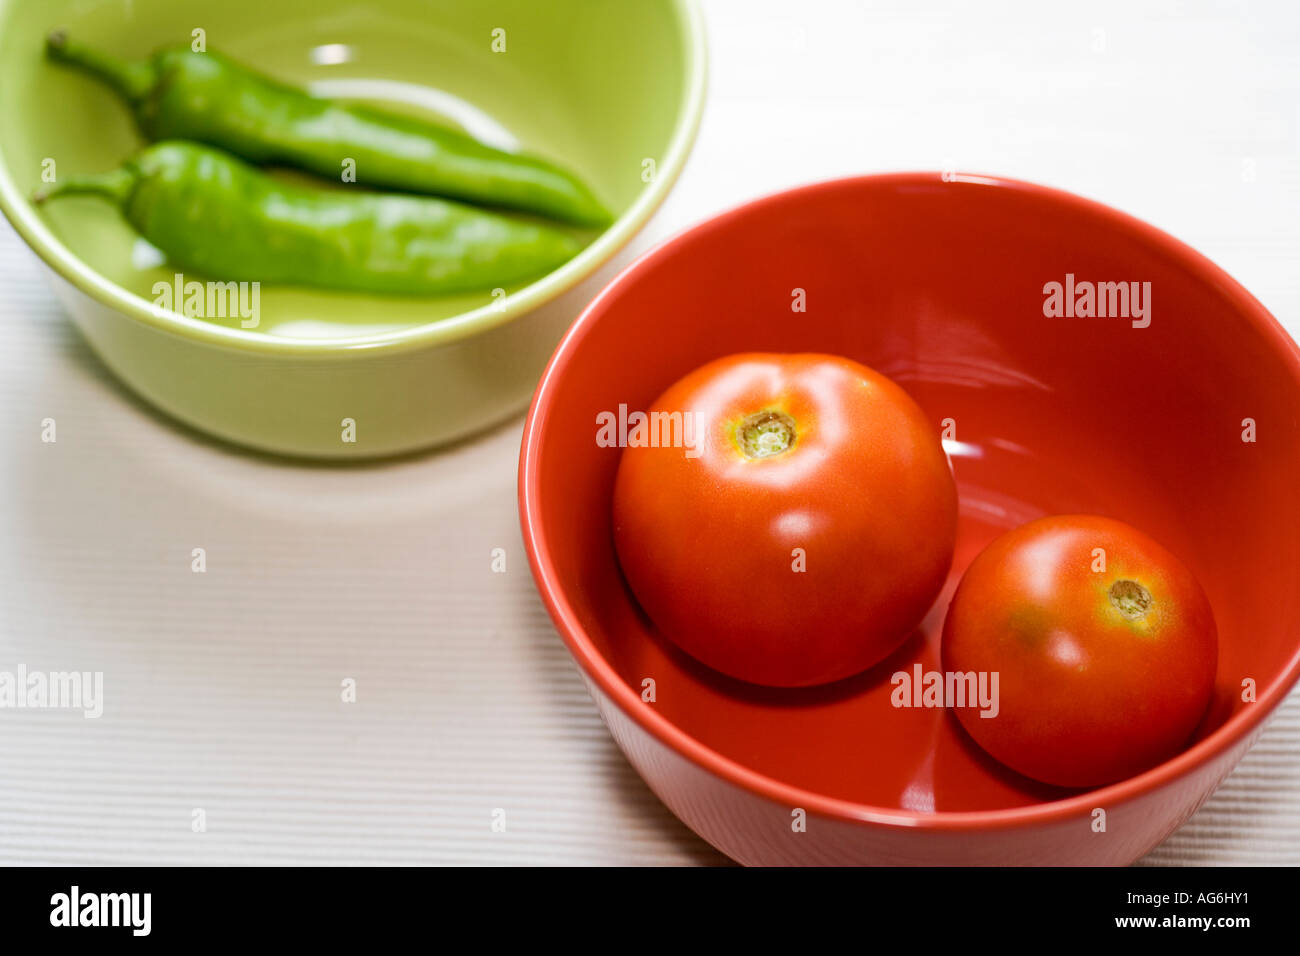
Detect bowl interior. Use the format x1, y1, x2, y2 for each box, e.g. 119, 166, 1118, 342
0, 0, 696, 341
526, 173, 1300, 814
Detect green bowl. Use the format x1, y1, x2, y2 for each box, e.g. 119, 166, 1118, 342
0, 0, 706, 458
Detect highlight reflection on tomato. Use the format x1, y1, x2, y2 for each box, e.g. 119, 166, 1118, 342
941, 514, 1218, 788
612, 353, 957, 687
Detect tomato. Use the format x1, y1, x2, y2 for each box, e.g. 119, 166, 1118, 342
612, 353, 957, 687
941, 515, 1218, 787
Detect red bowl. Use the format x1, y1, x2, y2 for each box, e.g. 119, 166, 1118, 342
518, 173, 1300, 865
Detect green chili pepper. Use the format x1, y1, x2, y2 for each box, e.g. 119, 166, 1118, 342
45, 31, 613, 227
34, 141, 583, 296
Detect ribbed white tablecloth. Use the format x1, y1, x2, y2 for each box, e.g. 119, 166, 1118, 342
1, 0, 1297, 865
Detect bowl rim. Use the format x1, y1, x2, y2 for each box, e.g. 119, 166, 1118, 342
519, 170, 1300, 831
0, 0, 708, 359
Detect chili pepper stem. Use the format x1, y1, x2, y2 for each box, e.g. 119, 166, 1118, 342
46, 30, 156, 102
33, 167, 136, 206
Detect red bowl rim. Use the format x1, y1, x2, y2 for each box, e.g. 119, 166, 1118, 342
518, 171, 1300, 831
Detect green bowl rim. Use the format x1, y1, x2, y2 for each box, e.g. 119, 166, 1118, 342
0, 0, 708, 359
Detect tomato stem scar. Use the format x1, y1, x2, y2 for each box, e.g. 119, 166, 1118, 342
737, 410, 796, 459
1109, 579, 1153, 620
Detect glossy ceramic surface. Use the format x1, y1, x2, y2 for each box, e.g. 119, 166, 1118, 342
0, 0, 706, 456
520, 173, 1300, 864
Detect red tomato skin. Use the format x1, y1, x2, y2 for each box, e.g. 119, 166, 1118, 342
941, 515, 1218, 788
612, 353, 957, 687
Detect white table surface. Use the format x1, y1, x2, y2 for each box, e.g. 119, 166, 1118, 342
2, 0, 1298, 866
